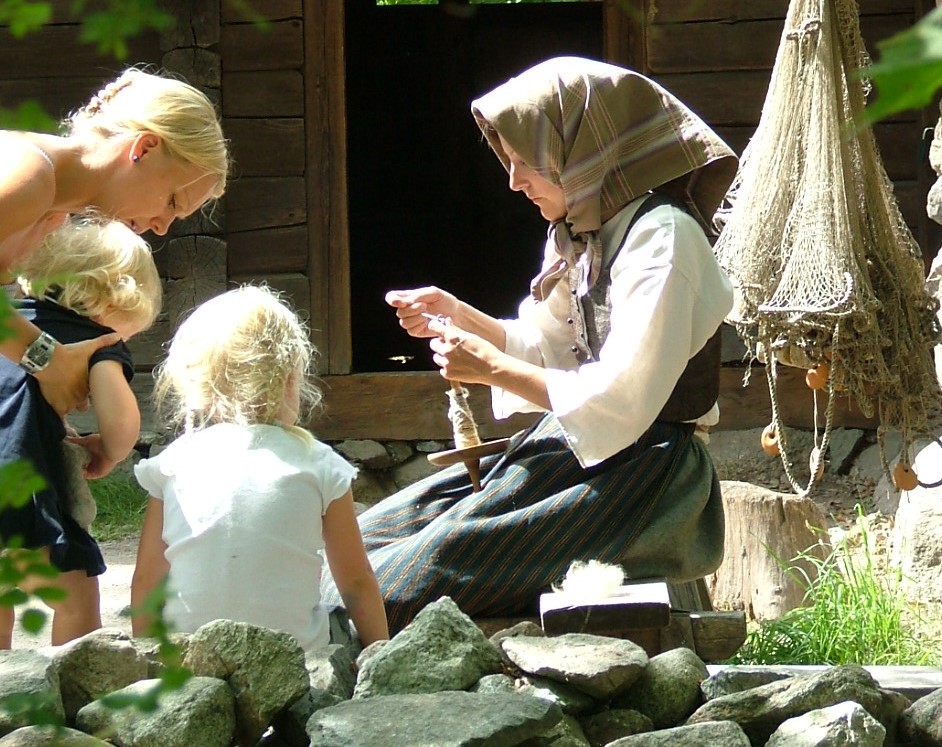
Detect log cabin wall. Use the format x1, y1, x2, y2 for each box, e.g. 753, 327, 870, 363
629, 0, 939, 260
0, 1, 938, 441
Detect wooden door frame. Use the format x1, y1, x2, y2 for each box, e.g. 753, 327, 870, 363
304, 0, 352, 375
307, 0, 641, 377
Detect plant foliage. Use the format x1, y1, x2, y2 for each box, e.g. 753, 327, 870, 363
730, 508, 942, 666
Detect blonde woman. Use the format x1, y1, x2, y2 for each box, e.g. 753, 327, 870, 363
0, 67, 229, 416
131, 286, 388, 651
0, 217, 162, 647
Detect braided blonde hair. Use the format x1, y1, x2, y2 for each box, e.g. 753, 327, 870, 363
17, 217, 162, 331
65, 68, 229, 201
154, 285, 322, 433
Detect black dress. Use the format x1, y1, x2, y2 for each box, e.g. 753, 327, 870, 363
0, 298, 133, 576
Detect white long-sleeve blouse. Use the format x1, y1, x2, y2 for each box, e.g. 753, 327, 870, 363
493, 195, 734, 468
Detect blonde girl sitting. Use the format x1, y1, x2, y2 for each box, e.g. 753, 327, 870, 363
0, 217, 162, 647
0, 66, 229, 417
131, 286, 389, 651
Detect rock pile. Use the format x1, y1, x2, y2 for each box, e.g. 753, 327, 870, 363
0, 597, 940, 746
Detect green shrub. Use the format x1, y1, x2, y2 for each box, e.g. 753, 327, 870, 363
729, 508, 942, 667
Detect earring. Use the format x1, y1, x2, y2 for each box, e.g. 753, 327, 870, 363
131, 154, 140, 164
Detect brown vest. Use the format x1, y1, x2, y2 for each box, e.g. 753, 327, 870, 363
573, 192, 722, 423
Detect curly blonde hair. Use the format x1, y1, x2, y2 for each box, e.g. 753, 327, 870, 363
65, 67, 230, 202
17, 217, 162, 331
154, 285, 322, 432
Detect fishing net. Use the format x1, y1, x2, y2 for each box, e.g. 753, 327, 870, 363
713, 0, 942, 495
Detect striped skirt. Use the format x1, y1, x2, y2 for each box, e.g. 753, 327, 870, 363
321, 414, 724, 634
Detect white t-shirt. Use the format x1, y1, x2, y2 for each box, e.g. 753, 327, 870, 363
495, 196, 734, 468
134, 423, 357, 651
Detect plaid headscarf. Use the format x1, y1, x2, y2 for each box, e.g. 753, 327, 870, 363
471, 57, 738, 300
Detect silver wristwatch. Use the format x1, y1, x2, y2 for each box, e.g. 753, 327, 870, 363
19, 331, 58, 374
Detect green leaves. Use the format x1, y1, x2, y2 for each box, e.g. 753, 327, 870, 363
0, 462, 46, 507
71, 0, 173, 59
730, 507, 940, 666
863, 7, 942, 125
0, 692, 63, 728
0, 0, 51, 37
0, 101, 58, 132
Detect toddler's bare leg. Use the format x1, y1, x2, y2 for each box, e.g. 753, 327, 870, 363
13, 549, 102, 646
47, 571, 101, 645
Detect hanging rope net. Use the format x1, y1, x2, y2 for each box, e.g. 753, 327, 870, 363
714, 0, 942, 496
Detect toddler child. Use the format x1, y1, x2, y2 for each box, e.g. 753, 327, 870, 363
0, 217, 162, 647
131, 285, 389, 651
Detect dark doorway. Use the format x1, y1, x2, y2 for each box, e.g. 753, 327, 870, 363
344, 0, 602, 372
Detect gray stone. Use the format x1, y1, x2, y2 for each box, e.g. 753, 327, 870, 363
606, 720, 751, 745
53, 629, 149, 721
304, 644, 355, 700
899, 685, 942, 745
353, 597, 502, 698
517, 676, 598, 716
519, 713, 591, 746
391, 454, 443, 489
471, 674, 517, 695
384, 441, 413, 464
490, 620, 545, 646
334, 439, 391, 468
892, 438, 942, 603
0, 650, 64, 736
766, 700, 886, 746
612, 647, 708, 728
853, 432, 902, 491
701, 666, 796, 700
687, 664, 908, 746
501, 632, 648, 701
75, 676, 235, 747
183, 620, 308, 746
0, 726, 110, 746
306, 691, 561, 747
824, 429, 866, 474
580, 708, 653, 746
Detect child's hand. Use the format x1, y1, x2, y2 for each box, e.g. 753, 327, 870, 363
66, 433, 117, 479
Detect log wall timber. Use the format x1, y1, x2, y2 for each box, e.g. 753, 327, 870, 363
309, 365, 878, 443
638, 0, 935, 250
220, 3, 318, 355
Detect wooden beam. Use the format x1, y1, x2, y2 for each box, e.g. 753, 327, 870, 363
603, 0, 645, 71
220, 18, 304, 71
309, 365, 878, 442
304, 0, 352, 375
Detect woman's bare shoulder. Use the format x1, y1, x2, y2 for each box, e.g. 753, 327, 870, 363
0, 136, 56, 235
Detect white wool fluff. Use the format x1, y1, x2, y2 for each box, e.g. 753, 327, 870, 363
554, 559, 625, 598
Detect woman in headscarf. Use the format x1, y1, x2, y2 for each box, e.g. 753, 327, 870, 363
323, 56, 739, 634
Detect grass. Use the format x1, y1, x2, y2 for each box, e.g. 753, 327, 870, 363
87, 469, 148, 542
729, 508, 942, 667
